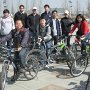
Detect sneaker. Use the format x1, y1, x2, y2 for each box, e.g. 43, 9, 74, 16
45, 65, 50, 68
19, 68, 26, 73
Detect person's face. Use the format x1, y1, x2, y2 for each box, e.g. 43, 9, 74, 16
3, 13, 9, 17
52, 12, 57, 18
40, 19, 46, 27
32, 9, 37, 14
15, 20, 23, 30
44, 6, 49, 12
64, 13, 69, 17
77, 16, 82, 22
19, 6, 24, 12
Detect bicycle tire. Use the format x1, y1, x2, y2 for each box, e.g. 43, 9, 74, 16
24, 49, 40, 80
1, 63, 8, 90
70, 55, 88, 77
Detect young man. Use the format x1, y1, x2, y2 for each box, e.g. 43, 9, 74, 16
27, 7, 40, 41
41, 4, 51, 24
14, 5, 27, 28
50, 10, 62, 45
0, 9, 15, 56
61, 10, 73, 47
38, 18, 52, 64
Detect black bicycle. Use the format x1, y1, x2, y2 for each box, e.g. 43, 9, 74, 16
0, 45, 38, 90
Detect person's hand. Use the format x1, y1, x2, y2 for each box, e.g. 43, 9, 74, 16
68, 33, 72, 36
38, 37, 42, 42
18, 47, 22, 51
80, 35, 85, 40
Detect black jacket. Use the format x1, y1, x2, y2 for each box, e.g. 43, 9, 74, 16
14, 11, 27, 28
61, 17, 73, 35
27, 13, 40, 33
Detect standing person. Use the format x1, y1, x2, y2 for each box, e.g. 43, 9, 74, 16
27, 7, 40, 41
61, 10, 73, 47
41, 4, 51, 24
69, 14, 90, 54
0, 19, 30, 81
50, 10, 62, 45
0, 9, 15, 56
14, 5, 27, 28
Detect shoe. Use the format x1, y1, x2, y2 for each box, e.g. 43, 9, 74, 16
19, 68, 26, 73
11, 74, 19, 81
45, 65, 50, 68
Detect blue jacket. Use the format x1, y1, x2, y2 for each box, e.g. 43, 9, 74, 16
41, 11, 51, 23
50, 19, 61, 38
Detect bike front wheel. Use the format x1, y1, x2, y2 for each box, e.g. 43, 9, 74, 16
70, 55, 88, 77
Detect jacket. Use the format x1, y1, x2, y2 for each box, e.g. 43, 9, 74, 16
0, 16, 15, 35
27, 13, 40, 33
14, 11, 27, 28
39, 25, 52, 42
61, 17, 73, 35
70, 20, 90, 36
50, 18, 62, 37
41, 11, 51, 23
0, 28, 30, 48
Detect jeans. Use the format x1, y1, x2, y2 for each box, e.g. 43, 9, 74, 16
14, 48, 29, 70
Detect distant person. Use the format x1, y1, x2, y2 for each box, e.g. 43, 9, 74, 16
41, 4, 51, 24
0, 9, 15, 56
27, 7, 40, 41
14, 5, 27, 28
61, 10, 74, 47
50, 10, 62, 45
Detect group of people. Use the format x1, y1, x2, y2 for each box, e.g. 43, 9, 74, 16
0, 4, 90, 81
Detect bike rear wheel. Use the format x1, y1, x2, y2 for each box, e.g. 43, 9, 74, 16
70, 55, 88, 77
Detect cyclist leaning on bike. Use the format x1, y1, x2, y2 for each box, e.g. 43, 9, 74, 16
69, 14, 90, 55
0, 19, 30, 81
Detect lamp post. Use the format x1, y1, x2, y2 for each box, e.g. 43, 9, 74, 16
68, 0, 72, 17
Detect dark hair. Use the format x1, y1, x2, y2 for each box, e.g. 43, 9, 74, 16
3, 9, 9, 14
19, 5, 24, 9
52, 10, 57, 14
75, 14, 86, 23
44, 4, 50, 8
15, 19, 25, 27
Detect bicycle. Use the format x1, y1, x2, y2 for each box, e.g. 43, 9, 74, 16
26, 35, 75, 71
0, 45, 38, 90
70, 39, 90, 77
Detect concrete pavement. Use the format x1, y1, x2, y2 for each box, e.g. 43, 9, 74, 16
0, 62, 89, 90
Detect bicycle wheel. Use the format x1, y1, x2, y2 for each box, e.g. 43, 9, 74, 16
64, 47, 75, 68
70, 55, 88, 77
24, 50, 39, 80
1, 63, 8, 90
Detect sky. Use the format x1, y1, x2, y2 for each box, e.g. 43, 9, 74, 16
0, 0, 89, 15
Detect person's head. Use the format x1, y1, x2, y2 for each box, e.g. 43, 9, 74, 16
3, 9, 10, 17
75, 14, 86, 23
64, 10, 69, 17
19, 5, 25, 12
15, 20, 25, 30
44, 4, 50, 12
40, 18, 46, 27
52, 10, 58, 19
32, 7, 37, 14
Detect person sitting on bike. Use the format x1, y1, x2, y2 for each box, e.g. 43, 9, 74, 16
0, 19, 30, 81
69, 14, 90, 54
38, 18, 52, 64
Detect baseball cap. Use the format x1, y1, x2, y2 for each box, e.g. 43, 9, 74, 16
64, 10, 69, 14
32, 7, 37, 10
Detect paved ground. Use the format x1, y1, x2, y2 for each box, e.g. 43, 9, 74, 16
0, 62, 90, 90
